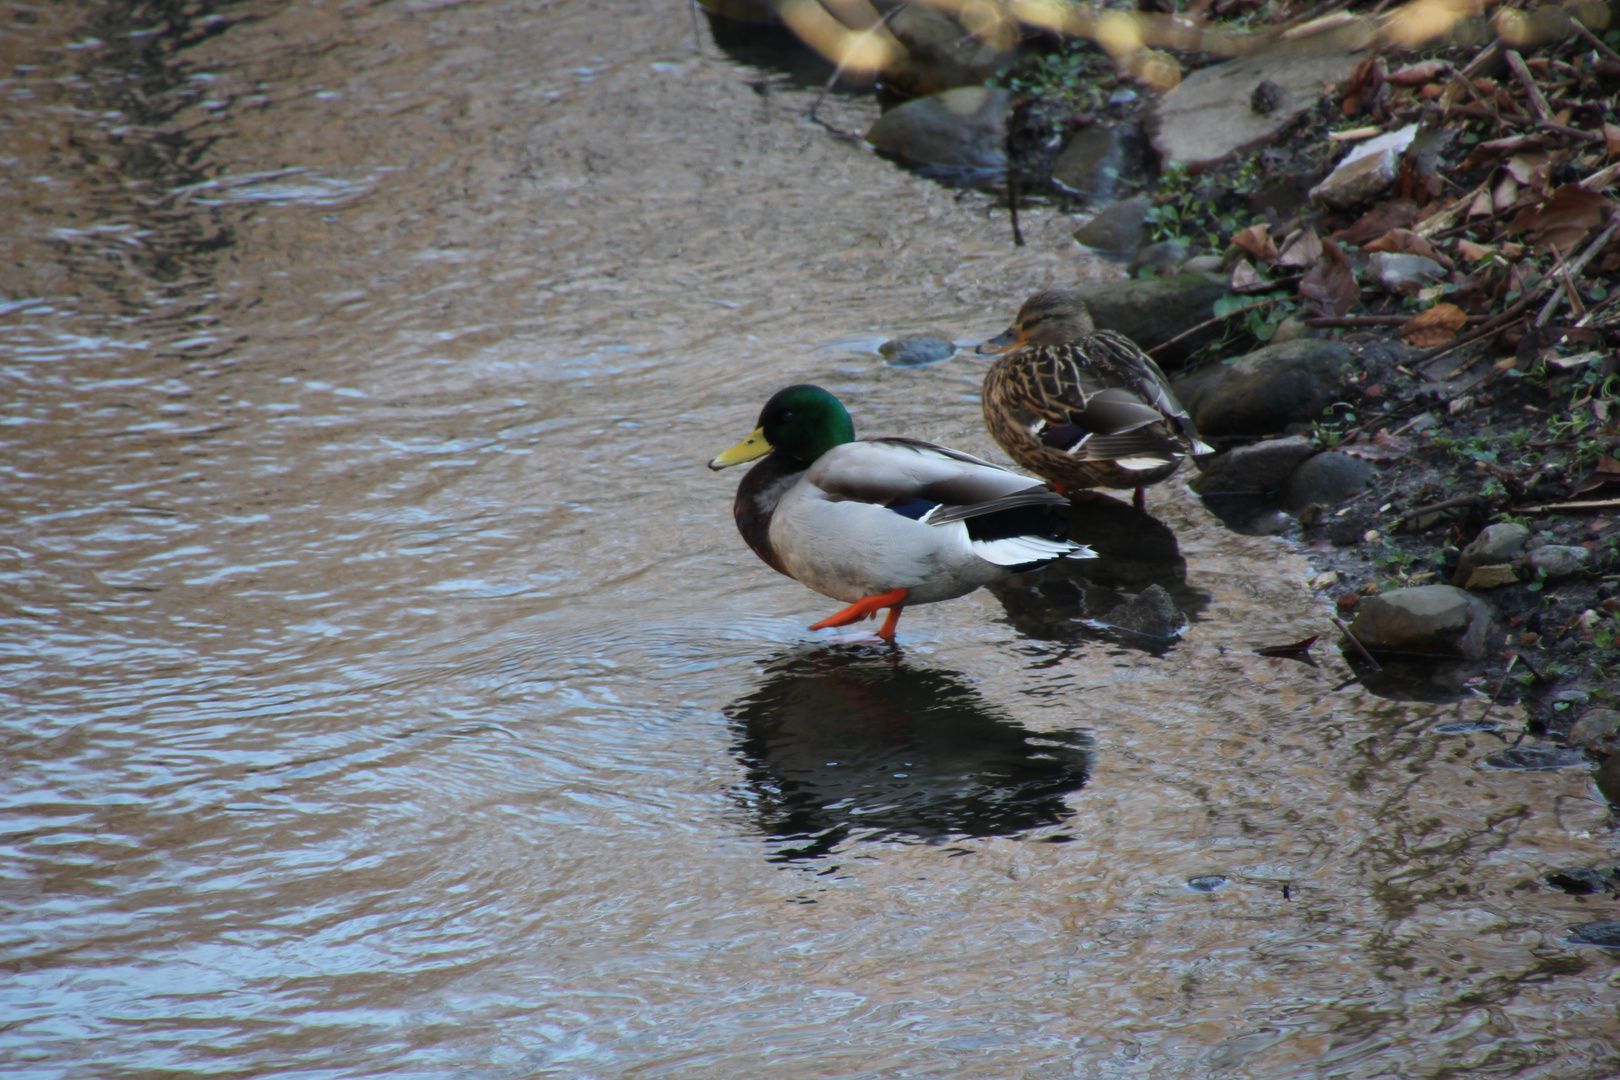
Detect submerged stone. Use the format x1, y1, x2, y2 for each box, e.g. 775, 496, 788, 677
866, 86, 1012, 183
1187, 875, 1228, 892
1097, 583, 1186, 640
1546, 867, 1614, 895
879, 336, 957, 367
1568, 921, 1620, 949
1482, 744, 1588, 771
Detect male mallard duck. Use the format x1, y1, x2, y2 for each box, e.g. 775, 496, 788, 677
978, 290, 1211, 510
708, 384, 1092, 641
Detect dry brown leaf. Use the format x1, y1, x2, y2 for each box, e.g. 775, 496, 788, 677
1468, 189, 1494, 217
1504, 151, 1550, 193
1363, 228, 1452, 268
1277, 228, 1323, 268
1299, 235, 1358, 317
1508, 185, 1611, 254
1493, 174, 1520, 212
1400, 302, 1468, 346
1232, 223, 1278, 262
1230, 258, 1266, 292
1332, 200, 1419, 245
1606, 123, 1620, 158
1457, 239, 1496, 261
1388, 59, 1450, 85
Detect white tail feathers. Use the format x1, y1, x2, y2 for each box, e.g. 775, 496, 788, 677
972, 536, 1095, 566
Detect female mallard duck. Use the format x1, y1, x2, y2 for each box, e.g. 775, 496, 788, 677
709, 384, 1091, 642
978, 290, 1211, 510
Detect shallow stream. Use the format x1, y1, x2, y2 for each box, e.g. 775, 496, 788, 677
3, 2, 1618, 1076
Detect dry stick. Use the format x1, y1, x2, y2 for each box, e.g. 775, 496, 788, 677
1572, 16, 1620, 65
1535, 218, 1620, 329
1408, 295, 1533, 367
1333, 616, 1382, 673
1476, 653, 1520, 731
1517, 497, 1620, 514
1400, 494, 1482, 521
1144, 296, 1283, 357
1503, 50, 1552, 122
1306, 314, 1490, 328
807, 3, 904, 129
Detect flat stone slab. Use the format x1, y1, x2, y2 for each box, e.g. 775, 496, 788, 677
1148, 46, 1365, 169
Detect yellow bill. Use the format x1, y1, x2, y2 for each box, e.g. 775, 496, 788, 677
708, 427, 772, 470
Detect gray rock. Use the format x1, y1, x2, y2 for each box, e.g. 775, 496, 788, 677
1569, 921, 1620, 949
1052, 124, 1150, 203
1174, 339, 1354, 437
1453, 523, 1531, 587
1310, 124, 1419, 208
1279, 451, 1374, 512
1128, 240, 1190, 278
1189, 435, 1317, 495
1187, 875, 1227, 892
1148, 44, 1367, 169
1526, 544, 1592, 580
1181, 254, 1225, 275
1546, 867, 1614, 895
1097, 583, 1187, 640
883, 4, 1019, 98
1366, 251, 1447, 295
1347, 584, 1492, 659
866, 86, 1012, 180
1268, 312, 1319, 345
879, 336, 956, 367
1483, 744, 1588, 770
1073, 196, 1152, 254
1569, 708, 1620, 749
1028, 274, 1231, 369
1598, 750, 1620, 805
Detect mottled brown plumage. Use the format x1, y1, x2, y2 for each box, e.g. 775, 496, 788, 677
979, 290, 1209, 506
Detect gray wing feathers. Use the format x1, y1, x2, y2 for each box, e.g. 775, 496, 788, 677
922, 488, 1068, 525
809, 439, 1050, 509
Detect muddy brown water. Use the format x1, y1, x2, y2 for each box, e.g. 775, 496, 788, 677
4, 2, 1619, 1077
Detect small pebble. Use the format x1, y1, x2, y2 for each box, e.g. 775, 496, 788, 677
1187, 875, 1227, 892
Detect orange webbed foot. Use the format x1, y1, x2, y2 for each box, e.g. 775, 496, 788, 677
809, 587, 909, 640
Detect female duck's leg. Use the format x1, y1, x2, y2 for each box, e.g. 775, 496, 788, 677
808, 588, 909, 632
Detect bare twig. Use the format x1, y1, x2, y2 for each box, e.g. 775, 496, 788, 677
807, 2, 904, 125
1503, 50, 1552, 122
1400, 494, 1482, 521
1516, 497, 1620, 514
1145, 297, 1283, 357
1572, 16, 1620, 65
1305, 315, 1490, 328
1535, 218, 1620, 329
1476, 653, 1519, 731
1333, 616, 1382, 673
1410, 295, 1533, 366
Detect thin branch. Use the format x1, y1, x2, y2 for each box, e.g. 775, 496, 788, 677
1145, 296, 1283, 357
1334, 616, 1382, 673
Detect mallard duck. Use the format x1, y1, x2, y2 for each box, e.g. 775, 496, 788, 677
708, 384, 1092, 641
978, 290, 1211, 510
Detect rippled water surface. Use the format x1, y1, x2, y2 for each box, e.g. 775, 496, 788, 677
4, 2, 1619, 1077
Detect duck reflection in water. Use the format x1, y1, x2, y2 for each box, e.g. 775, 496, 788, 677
726, 648, 1094, 860
989, 493, 1211, 651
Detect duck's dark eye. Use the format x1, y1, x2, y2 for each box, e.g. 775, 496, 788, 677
780, 411, 794, 421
